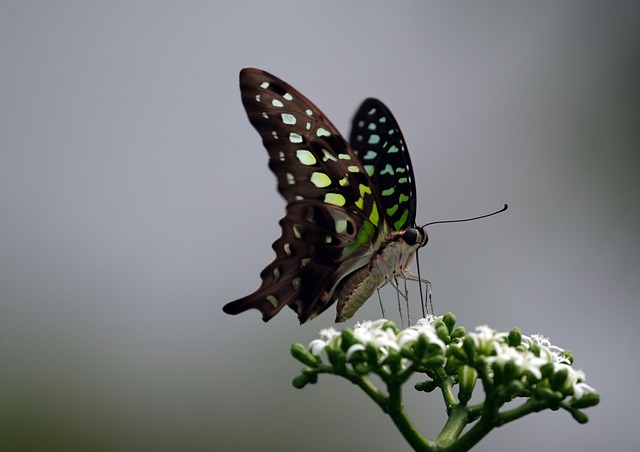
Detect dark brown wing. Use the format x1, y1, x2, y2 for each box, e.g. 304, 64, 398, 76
223, 68, 388, 323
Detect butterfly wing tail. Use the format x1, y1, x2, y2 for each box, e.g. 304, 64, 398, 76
222, 292, 283, 322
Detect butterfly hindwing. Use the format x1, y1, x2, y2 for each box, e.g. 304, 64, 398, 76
349, 98, 417, 231
224, 200, 380, 323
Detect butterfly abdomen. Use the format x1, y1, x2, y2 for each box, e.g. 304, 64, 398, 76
334, 263, 384, 322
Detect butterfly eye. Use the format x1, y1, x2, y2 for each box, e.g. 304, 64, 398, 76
404, 227, 428, 246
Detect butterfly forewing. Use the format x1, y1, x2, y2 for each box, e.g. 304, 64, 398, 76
349, 98, 417, 231
239, 69, 376, 214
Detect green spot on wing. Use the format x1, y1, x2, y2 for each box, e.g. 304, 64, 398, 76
310, 172, 331, 188
369, 202, 379, 226
357, 221, 376, 246
286, 172, 295, 184
380, 164, 394, 175
344, 220, 377, 256
359, 184, 372, 196
335, 218, 347, 234
281, 113, 296, 125
296, 150, 316, 165
266, 295, 278, 308
322, 149, 337, 162
324, 193, 346, 206
393, 210, 409, 231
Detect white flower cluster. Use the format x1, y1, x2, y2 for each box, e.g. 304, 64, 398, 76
473, 326, 595, 400
307, 320, 595, 401
309, 316, 445, 367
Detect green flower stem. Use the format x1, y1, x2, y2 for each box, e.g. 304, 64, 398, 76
387, 403, 435, 451
436, 367, 458, 413
397, 363, 418, 385
335, 364, 435, 451
497, 398, 547, 424
435, 405, 472, 449
444, 389, 550, 449
320, 364, 389, 408
447, 416, 495, 451
387, 376, 402, 412
385, 379, 435, 451
354, 375, 388, 408
447, 386, 502, 451
466, 402, 484, 422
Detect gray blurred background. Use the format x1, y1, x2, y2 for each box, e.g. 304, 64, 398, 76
2, 2, 639, 451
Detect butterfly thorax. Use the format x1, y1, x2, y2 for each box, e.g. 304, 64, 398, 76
334, 226, 427, 322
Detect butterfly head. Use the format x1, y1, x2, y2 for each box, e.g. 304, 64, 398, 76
402, 226, 428, 249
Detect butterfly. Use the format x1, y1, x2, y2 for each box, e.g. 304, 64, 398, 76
223, 68, 428, 324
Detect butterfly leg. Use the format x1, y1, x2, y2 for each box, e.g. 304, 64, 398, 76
402, 276, 410, 327
418, 277, 433, 317
400, 270, 433, 318
394, 276, 405, 328
388, 276, 410, 300
376, 288, 386, 319
387, 276, 411, 327
402, 270, 431, 284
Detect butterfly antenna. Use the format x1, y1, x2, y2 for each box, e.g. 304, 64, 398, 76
422, 204, 508, 228
414, 204, 506, 318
